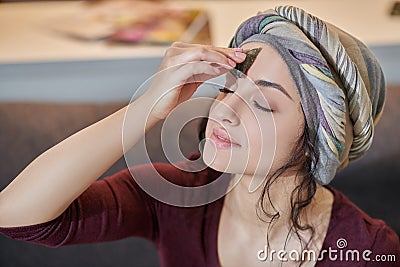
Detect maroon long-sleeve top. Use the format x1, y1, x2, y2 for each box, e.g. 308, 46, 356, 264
1, 153, 399, 266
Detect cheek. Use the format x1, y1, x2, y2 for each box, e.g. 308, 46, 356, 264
274, 110, 305, 163
204, 120, 212, 138
246, 113, 276, 174
249, 115, 275, 154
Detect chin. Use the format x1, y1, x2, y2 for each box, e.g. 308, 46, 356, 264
202, 141, 229, 172
202, 140, 251, 174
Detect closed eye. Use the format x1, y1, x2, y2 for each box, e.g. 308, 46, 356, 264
218, 88, 234, 94
218, 88, 273, 112
253, 100, 273, 112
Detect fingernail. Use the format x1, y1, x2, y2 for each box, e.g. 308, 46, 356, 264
232, 48, 243, 52
213, 67, 221, 74
228, 58, 236, 67
235, 51, 246, 59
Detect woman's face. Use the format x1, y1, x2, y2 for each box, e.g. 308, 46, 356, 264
203, 42, 305, 179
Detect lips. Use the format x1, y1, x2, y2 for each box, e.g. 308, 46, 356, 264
210, 127, 241, 149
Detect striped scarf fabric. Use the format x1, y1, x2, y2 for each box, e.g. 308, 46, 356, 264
229, 6, 386, 184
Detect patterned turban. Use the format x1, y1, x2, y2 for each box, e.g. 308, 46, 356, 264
229, 6, 386, 184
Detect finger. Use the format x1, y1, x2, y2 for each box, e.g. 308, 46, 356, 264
212, 47, 247, 63
167, 47, 237, 68
173, 44, 247, 63
171, 62, 222, 103
175, 61, 221, 82
169, 41, 194, 48
171, 42, 244, 58
162, 42, 199, 58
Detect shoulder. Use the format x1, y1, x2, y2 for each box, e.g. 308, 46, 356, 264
322, 186, 399, 263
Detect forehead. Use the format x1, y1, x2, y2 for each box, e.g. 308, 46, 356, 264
238, 42, 300, 102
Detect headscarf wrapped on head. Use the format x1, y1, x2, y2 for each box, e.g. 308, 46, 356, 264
229, 6, 386, 184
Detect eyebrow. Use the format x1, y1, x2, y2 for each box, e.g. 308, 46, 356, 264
254, 79, 294, 101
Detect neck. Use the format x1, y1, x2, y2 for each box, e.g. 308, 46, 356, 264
225, 171, 333, 227
224, 171, 326, 228
221, 171, 334, 255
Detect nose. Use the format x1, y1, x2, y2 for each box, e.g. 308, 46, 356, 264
210, 93, 242, 127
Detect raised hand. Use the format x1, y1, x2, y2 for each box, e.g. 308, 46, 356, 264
143, 42, 247, 120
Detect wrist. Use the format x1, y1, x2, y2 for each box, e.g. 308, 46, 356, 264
136, 92, 164, 124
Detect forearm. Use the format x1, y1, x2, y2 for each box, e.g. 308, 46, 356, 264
0, 94, 159, 227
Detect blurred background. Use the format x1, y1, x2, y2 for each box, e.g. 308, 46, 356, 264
0, 0, 399, 266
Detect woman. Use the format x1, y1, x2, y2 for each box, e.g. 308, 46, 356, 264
0, 6, 399, 267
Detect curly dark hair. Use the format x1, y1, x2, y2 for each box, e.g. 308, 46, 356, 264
198, 116, 319, 266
